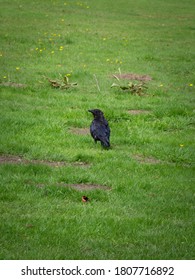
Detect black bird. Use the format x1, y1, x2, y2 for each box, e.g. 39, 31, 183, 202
88, 109, 110, 148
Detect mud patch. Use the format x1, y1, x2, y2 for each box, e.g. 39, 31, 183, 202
70, 128, 89, 135
36, 182, 111, 191
112, 73, 152, 81
128, 110, 151, 115
60, 183, 111, 191
0, 82, 27, 88
0, 155, 89, 168
132, 154, 161, 164
132, 154, 192, 167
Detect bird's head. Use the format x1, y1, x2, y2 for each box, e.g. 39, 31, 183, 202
88, 109, 104, 119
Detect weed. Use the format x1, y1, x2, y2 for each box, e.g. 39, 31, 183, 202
46, 74, 77, 90
111, 75, 148, 95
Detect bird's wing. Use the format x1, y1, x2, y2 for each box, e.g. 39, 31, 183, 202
90, 120, 110, 145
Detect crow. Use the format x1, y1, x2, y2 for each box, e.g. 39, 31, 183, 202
88, 109, 110, 148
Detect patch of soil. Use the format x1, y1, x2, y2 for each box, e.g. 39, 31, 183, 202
60, 183, 111, 191
112, 73, 152, 81
0, 155, 89, 168
132, 154, 162, 164
0, 82, 27, 88
132, 154, 192, 167
128, 110, 151, 115
70, 128, 89, 135
35, 182, 111, 191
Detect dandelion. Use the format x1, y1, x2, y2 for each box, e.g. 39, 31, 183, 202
35, 48, 39, 51
103, 38, 106, 41
61, 19, 65, 22
51, 51, 54, 54
180, 144, 184, 147
39, 49, 43, 52
59, 46, 64, 51
3, 76, 7, 79
160, 84, 163, 87
16, 67, 20, 70
106, 58, 110, 62
66, 73, 71, 77
189, 83, 193, 87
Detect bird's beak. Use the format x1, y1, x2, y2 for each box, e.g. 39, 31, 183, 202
88, 109, 93, 113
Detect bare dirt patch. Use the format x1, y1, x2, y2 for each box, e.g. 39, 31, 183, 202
132, 154, 162, 164
128, 110, 151, 115
59, 183, 111, 191
132, 154, 192, 167
0, 155, 89, 168
35, 182, 111, 191
0, 82, 27, 88
70, 128, 89, 135
112, 73, 152, 81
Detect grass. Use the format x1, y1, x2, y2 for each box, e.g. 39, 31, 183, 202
0, 0, 195, 260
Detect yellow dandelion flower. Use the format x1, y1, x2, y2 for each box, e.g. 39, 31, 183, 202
16, 67, 20, 70
3, 76, 7, 79
103, 38, 106, 41
160, 84, 163, 87
51, 51, 54, 54
66, 73, 71, 77
180, 144, 184, 147
189, 83, 193, 87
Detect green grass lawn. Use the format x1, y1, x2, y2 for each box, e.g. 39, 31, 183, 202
0, 0, 195, 260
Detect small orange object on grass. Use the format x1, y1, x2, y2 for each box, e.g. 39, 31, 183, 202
82, 196, 89, 202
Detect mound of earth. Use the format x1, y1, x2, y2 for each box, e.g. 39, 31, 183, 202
128, 110, 151, 115
0, 155, 89, 167
112, 73, 152, 81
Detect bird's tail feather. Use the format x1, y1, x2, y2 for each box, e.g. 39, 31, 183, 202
101, 139, 110, 148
